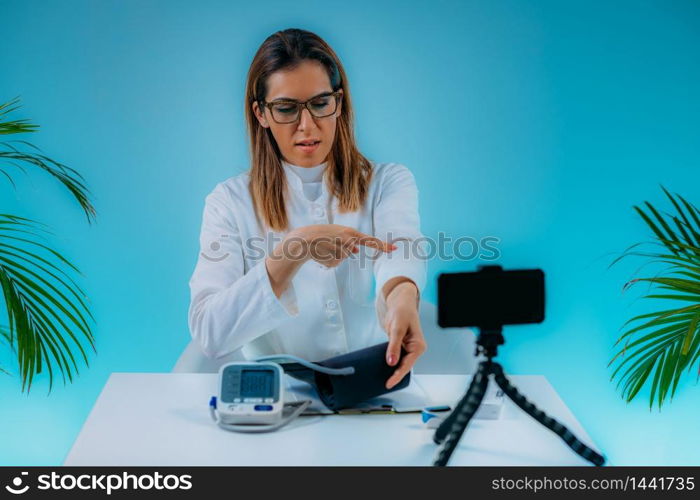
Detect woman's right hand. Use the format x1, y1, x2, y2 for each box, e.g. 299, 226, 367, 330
288, 224, 396, 268
265, 224, 395, 299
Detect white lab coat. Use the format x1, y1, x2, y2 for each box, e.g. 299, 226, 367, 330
187, 160, 427, 362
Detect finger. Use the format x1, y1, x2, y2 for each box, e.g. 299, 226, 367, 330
385, 325, 404, 367
409, 319, 427, 355
340, 236, 358, 254
339, 239, 359, 260
385, 351, 420, 389
352, 231, 396, 253
308, 239, 335, 263
332, 235, 356, 260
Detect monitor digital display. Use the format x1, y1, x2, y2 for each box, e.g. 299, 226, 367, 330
240, 369, 275, 398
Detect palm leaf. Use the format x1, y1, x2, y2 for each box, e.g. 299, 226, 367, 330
645, 294, 700, 302
0, 97, 97, 391
0, 213, 95, 392
607, 241, 655, 269
678, 194, 700, 238
634, 204, 682, 256
0, 97, 96, 224
616, 308, 698, 342
633, 277, 700, 295
0, 97, 38, 135
0, 145, 96, 224
0, 325, 13, 375
610, 325, 687, 384
610, 187, 700, 409
661, 185, 700, 249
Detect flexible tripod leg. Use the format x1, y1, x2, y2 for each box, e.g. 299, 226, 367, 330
434, 360, 488, 444
491, 363, 606, 466
432, 361, 491, 466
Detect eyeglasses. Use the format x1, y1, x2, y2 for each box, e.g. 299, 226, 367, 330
260, 91, 342, 124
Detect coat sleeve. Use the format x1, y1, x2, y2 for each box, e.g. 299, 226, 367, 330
187, 184, 299, 358
372, 164, 427, 325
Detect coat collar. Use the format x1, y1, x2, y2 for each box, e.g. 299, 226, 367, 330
281, 160, 335, 207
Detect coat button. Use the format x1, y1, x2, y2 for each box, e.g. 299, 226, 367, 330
313, 206, 325, 218
326, 299, 338, 310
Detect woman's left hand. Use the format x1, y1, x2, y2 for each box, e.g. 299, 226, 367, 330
381, 279, 427, 389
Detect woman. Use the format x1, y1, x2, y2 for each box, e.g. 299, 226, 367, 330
188, 28, 427, 390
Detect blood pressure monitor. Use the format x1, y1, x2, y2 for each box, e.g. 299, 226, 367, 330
209, 361, 311, 433
217, 362, 284, 425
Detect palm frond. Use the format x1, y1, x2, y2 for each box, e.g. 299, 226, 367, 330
0, 97, 39, 135
0, 97, 96, 224
0, 325, 13, 375
0, 213, 95, 392
610, 186, 700, 410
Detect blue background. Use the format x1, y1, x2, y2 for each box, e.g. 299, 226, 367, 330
1, 0, 699, 465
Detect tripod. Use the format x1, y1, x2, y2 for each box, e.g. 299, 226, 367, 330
432, 327, 606, 467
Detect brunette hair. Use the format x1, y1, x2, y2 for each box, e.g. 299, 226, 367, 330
244, 28, 372, 231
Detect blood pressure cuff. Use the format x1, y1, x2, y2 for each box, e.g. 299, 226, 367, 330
279, 342, 410, 411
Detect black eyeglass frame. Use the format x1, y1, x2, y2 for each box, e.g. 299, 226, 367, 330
259, 90, 343, 124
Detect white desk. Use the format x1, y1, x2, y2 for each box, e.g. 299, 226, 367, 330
64, 373, 601, 466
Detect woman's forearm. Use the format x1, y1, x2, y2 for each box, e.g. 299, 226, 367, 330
383, 276, 419, 307
265, 237, 307, 298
